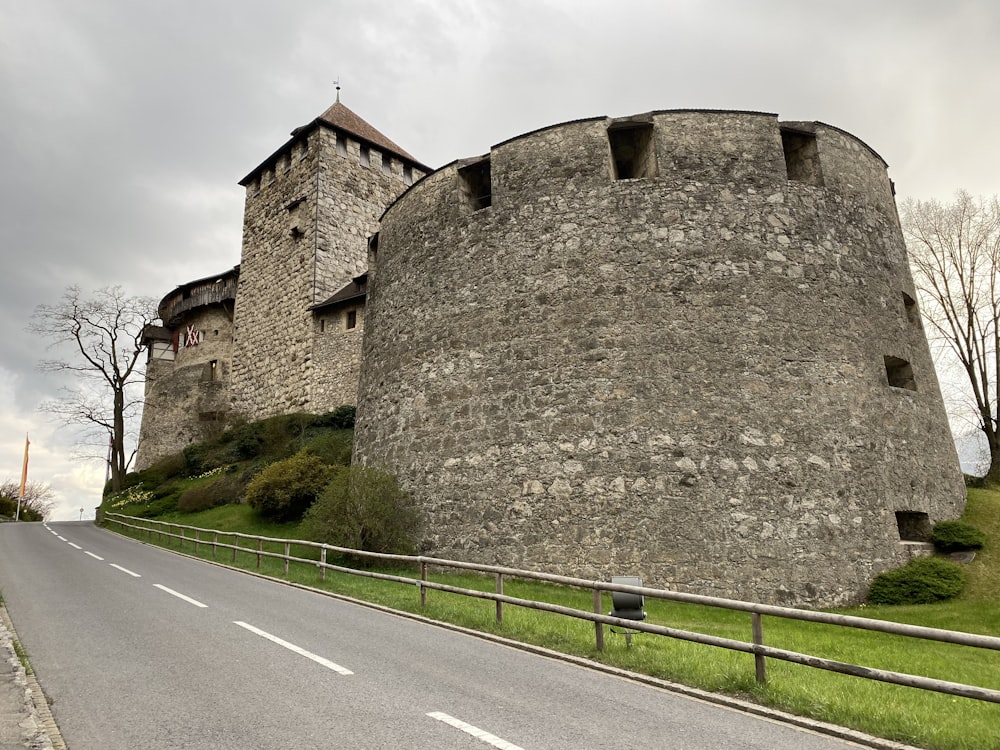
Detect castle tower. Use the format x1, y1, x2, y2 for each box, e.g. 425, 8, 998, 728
230, 100, 428, 420
135, 267, 239, 469
354, 110, 966, 607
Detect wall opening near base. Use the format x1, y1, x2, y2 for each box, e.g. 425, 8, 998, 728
608, 122, 657, 180
895, 511, 931, 542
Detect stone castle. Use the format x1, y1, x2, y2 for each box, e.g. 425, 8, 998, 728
137, 99, 966, 606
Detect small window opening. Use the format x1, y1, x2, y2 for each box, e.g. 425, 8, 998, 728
360, 145, 370, 167
403, 164, 413, 185
320, 319, 326, 333
346, 310, 357, 330
781, 128, 824, 186
203, 359, 218, 382
300, 137, 309, 160
608, 123, 657, 180
902, 292, 921, 327
884, 355, 917, 391
336, 134, 348, 158
458, 159, 491, 211
895, 511, 931, 542
381, 153, 392, 176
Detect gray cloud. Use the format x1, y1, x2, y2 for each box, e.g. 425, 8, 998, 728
1, 0, 997, 518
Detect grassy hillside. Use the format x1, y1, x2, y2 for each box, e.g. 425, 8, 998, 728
102, 422, 1000, 750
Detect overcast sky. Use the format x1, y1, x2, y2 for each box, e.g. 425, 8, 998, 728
1, 0, 997, 520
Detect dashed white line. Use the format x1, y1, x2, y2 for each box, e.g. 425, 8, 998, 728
427, 712, 525, 750
67, 542, 82, 550
56, 536, 66, 542
153, 584, 208, 608
233, 621, 353, 675
84, 551, 105, 560
109, 564, 141, 578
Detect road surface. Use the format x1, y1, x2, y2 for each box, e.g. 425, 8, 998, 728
0, 521, 874, 749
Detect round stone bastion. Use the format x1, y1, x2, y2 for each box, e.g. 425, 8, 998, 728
353, 109, 966, 607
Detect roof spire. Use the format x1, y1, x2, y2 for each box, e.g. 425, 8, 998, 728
334, 76, 341, 103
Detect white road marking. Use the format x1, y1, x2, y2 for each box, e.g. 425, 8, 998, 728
56, 536, 66, 541
427, 712, 525, 750
109, 564, 141, 578
153, 584, 208, 608
233, 621, 353, 675
84, 551, 104, 561
67, 542, 82, 550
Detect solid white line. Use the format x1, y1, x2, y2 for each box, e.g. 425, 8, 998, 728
153, 584, 208, 608
427, 712, 525, 750
233, 621, 353, 675
84, 551, 105, 561
109, 564, 141, 578
67, 542, 82, 550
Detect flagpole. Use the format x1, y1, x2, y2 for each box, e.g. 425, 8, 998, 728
15, 434, 28, 522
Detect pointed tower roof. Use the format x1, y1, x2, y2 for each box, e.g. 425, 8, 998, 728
310, 101, 419, 163
240, 99, 428, 185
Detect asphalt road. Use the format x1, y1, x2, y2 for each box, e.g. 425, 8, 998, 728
0, 521, 873, 749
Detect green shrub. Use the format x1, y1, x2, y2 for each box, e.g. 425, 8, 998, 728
147, 452, 188, 480
312, 406, 356, 430
931, 520, 987, 552
244, 451, 337, 521
964, 473, 988, 488
867, 557, 965, 605
302, 430, 353, 466
301, 465, 420, 556
177, 474, 246, 513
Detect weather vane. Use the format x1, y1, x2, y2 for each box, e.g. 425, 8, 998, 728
334, 77, 341, 103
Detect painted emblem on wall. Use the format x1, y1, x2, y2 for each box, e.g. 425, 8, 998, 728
184, 325, 204, 347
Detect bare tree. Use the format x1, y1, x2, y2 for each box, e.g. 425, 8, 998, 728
30, 286, 157, 493
901, 191, 1000, 481
0, 480, 55, 521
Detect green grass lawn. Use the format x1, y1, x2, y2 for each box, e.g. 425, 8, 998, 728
103, 489, 1000, 750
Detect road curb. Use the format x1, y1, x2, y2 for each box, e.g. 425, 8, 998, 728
0, 604, 65, 750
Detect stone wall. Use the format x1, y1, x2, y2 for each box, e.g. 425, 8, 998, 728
354, 110, 966, 607
310, 302, 365, 410
136, 305, 234, 469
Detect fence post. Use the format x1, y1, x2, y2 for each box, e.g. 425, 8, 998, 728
180, 527, 185, 549
257, 538, 262, 569
232, 533, 238, 563
320, 547, 327, 581
751, 612, 767, 685
495, 573, 504, 623
212, 532, 218, 559
194, 529, 199, 554
284, 542, 290, 576
593, 588, 605, 652
420, 561, 428, 608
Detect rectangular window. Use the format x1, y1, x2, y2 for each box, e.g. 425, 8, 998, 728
336, 134, 348, 158
403, 165, 413, 185
608, 122, 657, 180
781, 128, 824, 186
360, 145, 370, 168
902, 292, 921, 327
346, 310, 357, 330
381, 153, 392, 176
458, 158, 492, 211
884, 355, 916, 391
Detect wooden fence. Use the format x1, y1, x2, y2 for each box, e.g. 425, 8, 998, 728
104, 512, 1000, 705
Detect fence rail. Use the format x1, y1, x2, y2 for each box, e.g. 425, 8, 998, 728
104, 512, 1000, 705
